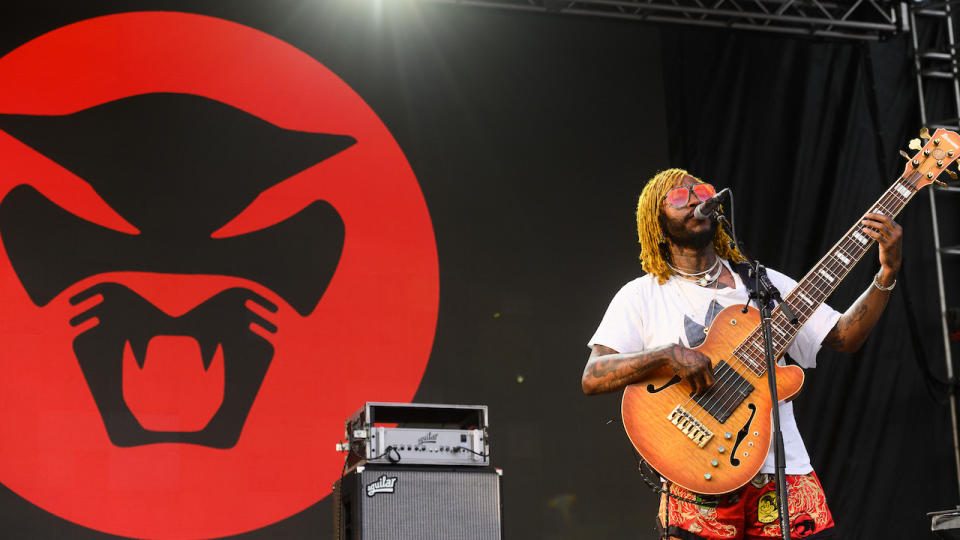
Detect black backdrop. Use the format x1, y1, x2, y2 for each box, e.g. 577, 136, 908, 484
0, 2, 957, 539
662, 27, 960, 539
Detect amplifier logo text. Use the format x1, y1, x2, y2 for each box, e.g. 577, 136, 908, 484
366, 475, 399, 497
417, 432, 438, 445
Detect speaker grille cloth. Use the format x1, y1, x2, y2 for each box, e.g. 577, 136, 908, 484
359, 469, 501, 540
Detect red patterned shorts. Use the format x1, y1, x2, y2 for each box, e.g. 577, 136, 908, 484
657, 472, 835, 539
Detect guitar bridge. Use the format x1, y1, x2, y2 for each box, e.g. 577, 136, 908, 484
667, 405, 713, 448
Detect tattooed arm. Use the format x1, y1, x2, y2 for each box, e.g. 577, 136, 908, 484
822, 212, 901, 353
822, 282, 893, 353
581, 343, 715, 395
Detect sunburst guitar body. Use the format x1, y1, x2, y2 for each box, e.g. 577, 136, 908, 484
621, 127, 960, 495
622, 304, 803, 495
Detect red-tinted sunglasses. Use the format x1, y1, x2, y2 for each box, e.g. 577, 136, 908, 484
662, 183, 716, 208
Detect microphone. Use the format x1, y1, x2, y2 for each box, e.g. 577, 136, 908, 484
693, 188, 731, 220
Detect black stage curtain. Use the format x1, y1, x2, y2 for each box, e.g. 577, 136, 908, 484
663, 27, 960, 539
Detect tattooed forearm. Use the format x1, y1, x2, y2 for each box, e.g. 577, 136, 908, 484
826, 211, 902, 353
848, 302, 869, 324
588, 352, 631, 379
582, 343, 715, 395
823, 280, 891, 353
822, 328, 845, 351
590, 377, 640, 394
587, 357, 643, 394
582, 344, 669, 394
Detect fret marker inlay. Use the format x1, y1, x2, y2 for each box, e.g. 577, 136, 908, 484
834, 252, 851, 265
853, 232, 869, 245
818, 269, 835, 283
895, 184, 912, 198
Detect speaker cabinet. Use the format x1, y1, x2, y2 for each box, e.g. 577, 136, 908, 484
334, 465, 503, 540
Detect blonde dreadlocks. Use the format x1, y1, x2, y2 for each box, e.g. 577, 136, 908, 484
636, 168, 744, 284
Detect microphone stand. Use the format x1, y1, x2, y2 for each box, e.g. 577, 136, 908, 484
714, 208, 798, 540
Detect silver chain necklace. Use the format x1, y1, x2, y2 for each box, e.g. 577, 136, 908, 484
666, 256, 721, 287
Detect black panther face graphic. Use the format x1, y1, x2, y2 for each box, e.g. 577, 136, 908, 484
0, 13, 438, 538
0, 92, 354, 448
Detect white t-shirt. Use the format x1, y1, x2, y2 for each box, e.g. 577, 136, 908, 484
588, 260, 842, 474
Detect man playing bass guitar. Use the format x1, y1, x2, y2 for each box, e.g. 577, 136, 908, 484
582, 168, 902, 540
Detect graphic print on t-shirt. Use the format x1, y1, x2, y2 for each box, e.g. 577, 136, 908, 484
682, 299, 725, 347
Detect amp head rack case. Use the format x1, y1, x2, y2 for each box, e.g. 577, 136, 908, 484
339, 402, 490, 470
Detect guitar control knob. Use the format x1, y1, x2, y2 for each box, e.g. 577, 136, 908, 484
717, 446, 725, 453
711, 460, 719, 467
724, 432, 732, 439
704, 473, 712, 480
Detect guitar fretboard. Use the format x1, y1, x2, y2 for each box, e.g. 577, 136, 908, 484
732, 170, 923, 375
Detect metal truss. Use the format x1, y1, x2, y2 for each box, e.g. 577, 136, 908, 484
910, 0, 960, 501
427, 0, 903, 40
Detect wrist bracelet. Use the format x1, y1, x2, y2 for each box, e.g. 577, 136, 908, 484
873, 271, 896, 291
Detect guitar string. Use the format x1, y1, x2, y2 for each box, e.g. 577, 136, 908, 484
674, 172, 920, 432
667, 266, 745, 418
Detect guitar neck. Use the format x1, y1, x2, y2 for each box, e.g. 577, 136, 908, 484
734, 170, 924, 375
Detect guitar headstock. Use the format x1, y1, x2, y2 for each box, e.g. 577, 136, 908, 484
902, 128, 960, 189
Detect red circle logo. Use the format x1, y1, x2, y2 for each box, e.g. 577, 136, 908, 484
0, 12, 437, 538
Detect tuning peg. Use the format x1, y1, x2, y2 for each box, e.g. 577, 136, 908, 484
920, 127, 932, 140
908, 139, 923, 151
945, 169, 958, 181
900, 149, 912, 159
